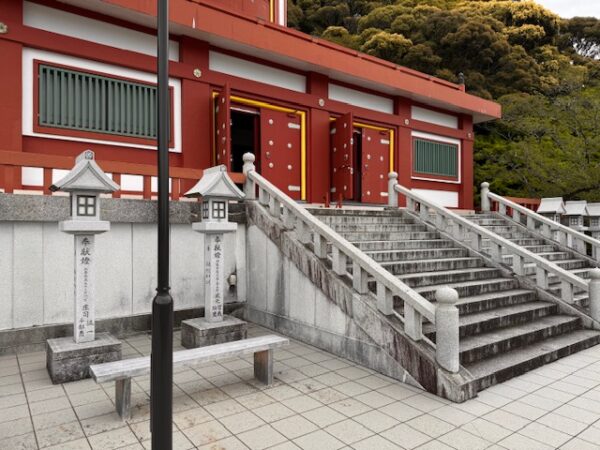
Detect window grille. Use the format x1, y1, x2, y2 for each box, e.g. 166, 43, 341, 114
38, 64, 158, 139
413, 138, 458, 177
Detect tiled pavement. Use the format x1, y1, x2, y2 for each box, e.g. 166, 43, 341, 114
3, 325, 600, 449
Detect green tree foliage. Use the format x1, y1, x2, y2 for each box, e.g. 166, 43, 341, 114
288, 0, 600, 200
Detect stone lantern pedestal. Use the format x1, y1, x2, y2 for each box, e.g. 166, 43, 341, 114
45, 150, 122, 383
180, 165, 248, 348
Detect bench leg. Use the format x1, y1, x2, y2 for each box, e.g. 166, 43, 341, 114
115, 378, 131, 420
254, 349, 273, 385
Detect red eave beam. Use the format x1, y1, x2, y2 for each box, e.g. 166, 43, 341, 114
100, 0, 501, 120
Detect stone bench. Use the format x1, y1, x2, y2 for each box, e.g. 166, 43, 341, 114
89, 335, 289, 419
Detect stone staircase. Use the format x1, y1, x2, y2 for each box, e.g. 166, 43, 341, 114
311, 208, 600, 394
464, 212, 597, 310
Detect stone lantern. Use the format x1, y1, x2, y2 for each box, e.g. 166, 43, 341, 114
563, 200, 588, 232
537, 197, 565, 223
46, 150, 122, 383
181, 165, 247, 348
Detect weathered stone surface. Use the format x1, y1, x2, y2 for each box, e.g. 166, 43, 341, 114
0, 303, 245, 355
181, 315, 247, 348
46, 332, 121, 384
0, 194, 246, 224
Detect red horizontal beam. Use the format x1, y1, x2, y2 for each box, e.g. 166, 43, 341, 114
0, 150, 245, 183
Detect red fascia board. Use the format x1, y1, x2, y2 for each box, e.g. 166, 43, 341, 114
100, 0, 501, 120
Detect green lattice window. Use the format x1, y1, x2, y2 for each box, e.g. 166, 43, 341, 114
413, 138, 458, 178
38, 64, 158, 140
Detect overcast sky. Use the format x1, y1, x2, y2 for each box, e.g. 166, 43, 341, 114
535, 1, 600, 18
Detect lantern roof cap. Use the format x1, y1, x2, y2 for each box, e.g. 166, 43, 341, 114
564, 200, 589, 216
50, 150, 119, 193
587, 203, 600, 217
184, 165, 245, 200
537, 197, 566, 214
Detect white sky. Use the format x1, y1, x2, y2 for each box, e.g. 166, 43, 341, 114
535, 1, 600, 18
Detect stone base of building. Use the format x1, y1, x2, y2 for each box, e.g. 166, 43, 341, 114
46, 332, 122, 384
181, 315, 247, 349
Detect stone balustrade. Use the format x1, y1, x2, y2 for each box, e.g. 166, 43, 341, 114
481, 183, 600, 261
389, 174, 594, 313
243, 154, 461, 373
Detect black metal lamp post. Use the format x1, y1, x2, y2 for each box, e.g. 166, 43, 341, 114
151, 0, 173, 448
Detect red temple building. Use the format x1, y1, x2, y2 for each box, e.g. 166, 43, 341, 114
0, 0, 501, 209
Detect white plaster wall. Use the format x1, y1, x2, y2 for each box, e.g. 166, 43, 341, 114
209, 51, 307, 93
412, 189, 459, 208
328, 84, 394, 114
23, 2, 179, 61
0, 222, 245, 331
411, 106, 458, 129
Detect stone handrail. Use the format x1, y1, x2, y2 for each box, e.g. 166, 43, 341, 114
482, 183, 600, 262
389, 174, 589, 305
242, 154, 442, 345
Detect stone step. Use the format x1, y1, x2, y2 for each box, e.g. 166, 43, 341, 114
482, 238, 547, 246
487, 232, 531, 240
380, 257, 485, 275
459, 302, 558, 337
331, 224, 429, 233
415, 278, 522, 301
352, 239, 456, 251
340, 231, 441, 241
459, 315, 581, 364
318, 216, 417, 225
479, 225, 523, 233
522, 259, 591, 275
523, 244, 559, 253
464, 330, 600, 392
455, 289, 538, 315
394, 288, 536, 315
466, 219, 510, 226
424, 302, 558, 340
539, 268, 592, 285
309, 209, 398, 217
502, 252, 573, 263
400, 268, 506, 290
365, 248, 469, 263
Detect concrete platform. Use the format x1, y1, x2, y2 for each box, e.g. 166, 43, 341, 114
181, 315, 247, 348
4, 324, 600, 450
46, 332, 121, 384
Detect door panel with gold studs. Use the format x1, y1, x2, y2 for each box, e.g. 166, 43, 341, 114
361, 127, 390, 204
330, 113, 355, 201
215, 84, 231, 169
260, 109, 302, 200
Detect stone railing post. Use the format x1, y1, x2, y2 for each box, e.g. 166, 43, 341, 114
481, 182, 490, 212
590, 269, 600, 322
435, 286, 460, 373
242, 153, 256, 200
388, 172, 398, 207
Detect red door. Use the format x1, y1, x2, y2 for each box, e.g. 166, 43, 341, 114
260, 109, 302, 200
331, 113, 355, 201
215, 84, 231, 169
361, 128, 391, 204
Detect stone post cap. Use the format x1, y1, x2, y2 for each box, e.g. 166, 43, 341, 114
435, 286, 459, 305
243, 153, 256, 164
590, 268, 600, 281
481, 182, 490, 189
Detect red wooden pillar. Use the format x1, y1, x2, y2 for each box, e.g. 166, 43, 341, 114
395, 98, 411, 207
0, 2, 23, 190
306, 72, 329, 204
180, 38, 210, 191
460, 115, 474, 210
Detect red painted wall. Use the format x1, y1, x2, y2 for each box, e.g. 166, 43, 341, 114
1, 0, 484, 208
